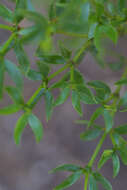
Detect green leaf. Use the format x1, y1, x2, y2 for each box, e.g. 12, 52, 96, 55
114, 124, 127, 134
71, 90, 82, 116
44, 90, 54, 121
118, 137, 127, 165
117, 0, 126, 12
0, 3, 13, 22
89, 175, 98, 190
0, 104, 22, 115
94, 25, 118, 50
115, 79, 127, 85
37, 61, 50, 78
73, 69, 85, 85
59, 42, 72, 59
88, 107, 104, 128
81, 2, 90, 22
0, 57, 5, 99
98, 150, 113, 169
54, 87, 70, 106
27, 69, 42, 81
50, 164, 82, 173
75, 85, 97, 104
88, 23, 98, 39
28, 113, 43, 143
4, 59, 23, 91
93, 172, 112, 190
39, 55, 65, 64
103, 110, 114, 132
14, 112, 30, 145
112, 153, 120, 178
14, 40, 30, 74
80, 128, 102, 141
6, 86, 24, 105
54, 170, 83, 190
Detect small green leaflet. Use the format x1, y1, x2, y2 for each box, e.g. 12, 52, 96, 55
39, 55, 65, 64
14, 39, 30, 74
89, 175, 98, 190
0, 57, 5, 99
6, 86, 24, 105
112, 153, 120, 178
80, 128, 102, 141
118, 137, 127, 165
88, 107, 104, 128
50, 164, 82, 173
59, 42, 72, 59
75, 84, 97, 104
98, 149, 113, 169
94, 25, 118, 50
27, 69, 42, 81
114, 124, 127, 134
44, 90, 54, 121
37, 61, 50, 78
4, 59, 23, 91
93, 172, 112, 190
28, 113, 43, 143
115, 79, 127, 85
0, 3, 13, 22
54, 87, 70, 106
54, 170, 83, 190
71, 90, 83, 116
14, 112, 30, 145
103, 109, 114, 132
73, 69, 85, 85
0, 104, 22, 115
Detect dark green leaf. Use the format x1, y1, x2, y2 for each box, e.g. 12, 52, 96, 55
28, 113, 43, 143
118, 137, 127, 165
37, 61, 50, 78
75, 85, 97, 104
44, 90, 54, 121
0, 104, 22, 115
89, 175, 98, 190
14, 112, 30, 145
54, 87, 70, 106
27, 69, 42, 81
54, 170, 83, 190
14, 40, 30, 74
59, 42, 72, 59
73, 69, 85, 85
0, 57, 5, 99
115, 79, 127, 85
71, 90, 82, 116
93, 172, 112, 190
98, 150, 113, 169
39, 55, 65, 64
5, 59, 23, 90
6, 86, 24, 105
88, 107, 104, 128
80, 128, 102, 141
114, 124, 127, 134
112, 153, 120, 178
50, 164, 82, 173
0, 3, 13, 22
103, 110, 114, 132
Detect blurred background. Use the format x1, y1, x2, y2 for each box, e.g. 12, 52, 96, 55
0, 0, 127, 190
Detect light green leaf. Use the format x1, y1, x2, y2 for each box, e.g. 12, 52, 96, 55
14, 112, 30, 145
28, 113, 43, 143
112, 153, 120, 178
0, 104, 22, 115
4, 59, 23, 91
54, 170, 83, 190
98, 149, 113, 169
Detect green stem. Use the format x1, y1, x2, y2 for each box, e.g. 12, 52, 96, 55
88, 132, 107, 167
0, 24, 14, 31
0, 33, 16, 55
84, 173, 89, 190
56, 30, 88, 38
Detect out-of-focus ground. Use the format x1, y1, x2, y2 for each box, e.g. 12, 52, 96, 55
0, 1, 127, 190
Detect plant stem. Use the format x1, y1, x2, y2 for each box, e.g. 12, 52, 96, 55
56, 30, 88, 38
84, 173, 89, 190
88, 132, 107, 168
0, 24, 14, 31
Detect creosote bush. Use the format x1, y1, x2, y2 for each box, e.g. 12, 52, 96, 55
0, 0, 127, 189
